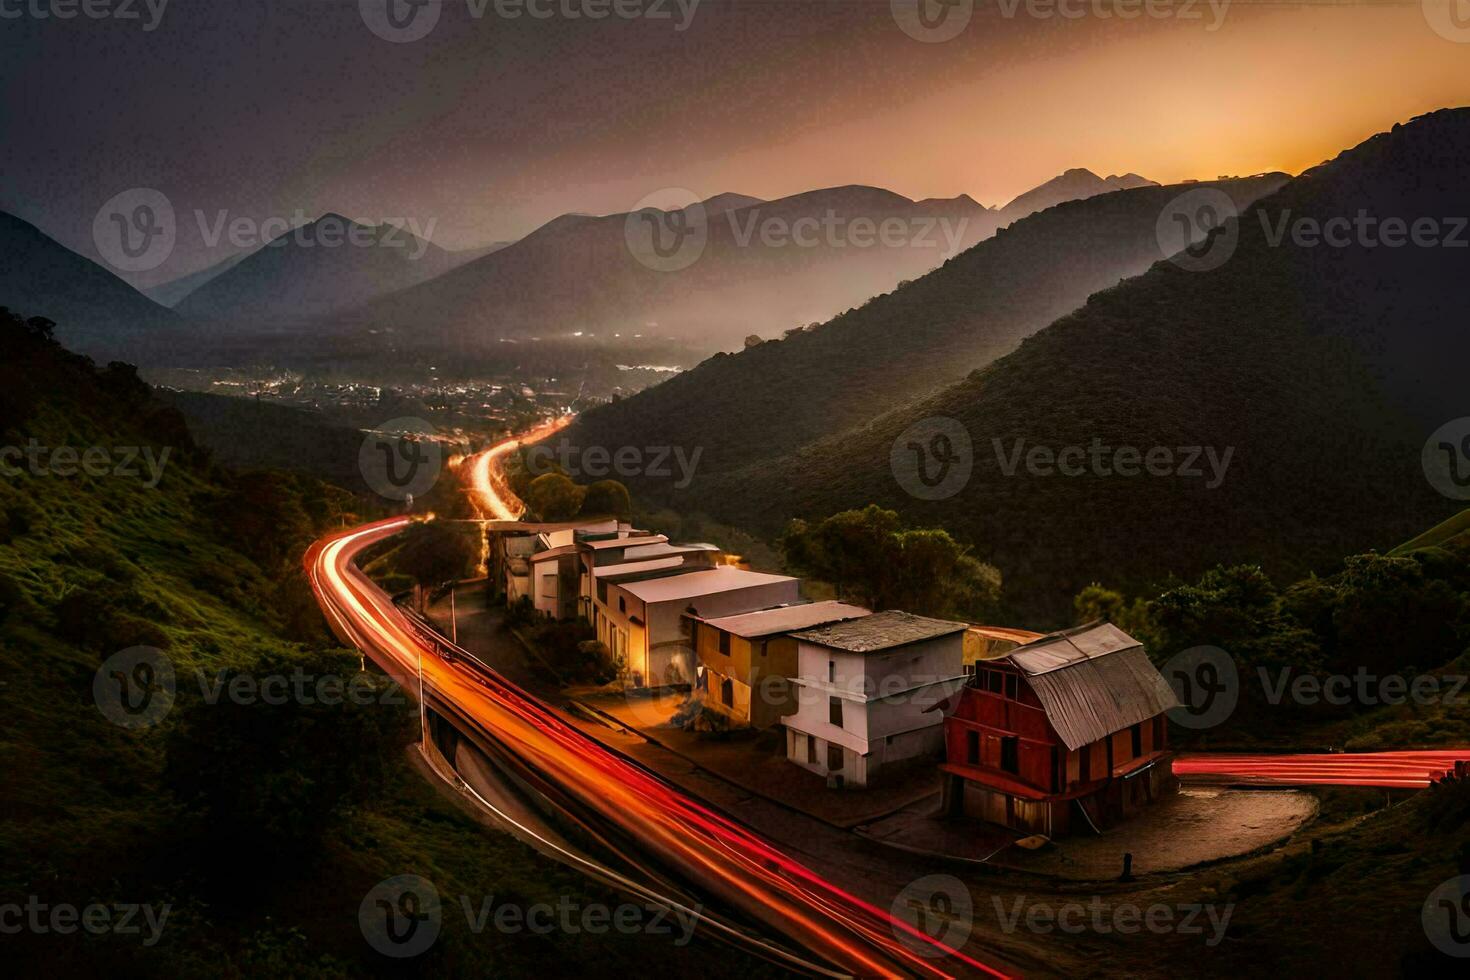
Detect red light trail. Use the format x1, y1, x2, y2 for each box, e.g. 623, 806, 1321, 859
1176, 750, 1470, 789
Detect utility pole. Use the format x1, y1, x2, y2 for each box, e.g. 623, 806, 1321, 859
450, 584, 458, 645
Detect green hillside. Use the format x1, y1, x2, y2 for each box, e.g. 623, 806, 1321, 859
562, 174, 1286, 491
0, 308, 764, 976
1392, 509, 1470, 558
704, 109, 1470, 625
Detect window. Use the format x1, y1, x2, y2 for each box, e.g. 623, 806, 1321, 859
966, 730, 979, 765
1000, 736, 1019, 775
985, 670, 1003, 695
829, 696, 843, 727
1130, 723, 1143, 758
618, 596, 626, 614
757, 641, 766, 657
720, 678, 734, 707
1079, 745, 1092, 782
827, 660, 835, 683
806, 734, 817, 764
1004, 673, 1018, 700
827, 743, 844, 773
717, 629, 731, 656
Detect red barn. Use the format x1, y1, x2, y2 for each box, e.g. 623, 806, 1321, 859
939, 622, 1180, 837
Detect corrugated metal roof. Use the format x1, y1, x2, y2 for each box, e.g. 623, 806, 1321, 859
1004, 623, 1179, 751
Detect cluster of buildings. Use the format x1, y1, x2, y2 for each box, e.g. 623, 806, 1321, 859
489, 519, 1180, 836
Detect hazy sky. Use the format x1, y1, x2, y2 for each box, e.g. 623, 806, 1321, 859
2, 0, 1466, 284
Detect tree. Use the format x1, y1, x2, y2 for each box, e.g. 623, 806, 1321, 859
781, 505, 1001, 619
164, 648, 416, 871
393, 521, 478, 609
581, 479, 632, 519
1074, 583, 1155, 643
526, 472, 586, 521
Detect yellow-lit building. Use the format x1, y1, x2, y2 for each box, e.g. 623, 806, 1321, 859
686, 601, 870, 729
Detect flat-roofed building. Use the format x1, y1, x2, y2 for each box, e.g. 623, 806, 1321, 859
596, 566, 800, 688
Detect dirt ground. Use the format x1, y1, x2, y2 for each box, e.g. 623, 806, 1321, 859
858, 785, 1319, 879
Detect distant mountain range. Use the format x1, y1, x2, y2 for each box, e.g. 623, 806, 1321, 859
1000, 169, 1157, 219
0, 211, 177, 354
1, 167, 1156, 359
561, 173, 1284, 490
682, 109, 1470, 624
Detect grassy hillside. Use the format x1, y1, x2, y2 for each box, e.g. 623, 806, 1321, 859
562, 175, 1285, 494
0, 309, 766, 976
704, 109, 1470, 625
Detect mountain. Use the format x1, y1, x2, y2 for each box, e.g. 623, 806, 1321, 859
560, 173, 1286, 491
0, 210, 179, 353
174, 213, 462, 324
703, 109, 1470, 624
143, 249, 253, 307
1001, 168, 1159, 220
328, 185, 1004, 352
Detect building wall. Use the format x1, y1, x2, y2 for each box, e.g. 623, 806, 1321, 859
784, 633, 965, 786
695, 625, 800, 729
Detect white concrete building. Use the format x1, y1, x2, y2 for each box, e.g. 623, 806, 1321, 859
783, 611, 969, 787
595, 566, 800, 688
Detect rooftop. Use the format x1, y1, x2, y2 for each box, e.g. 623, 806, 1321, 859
583, 533, 668, 550
1000, 621, 1180, 751
615, 566, 796, 604
696, 601, 872, 638
790, 610, 968, 653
